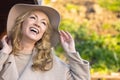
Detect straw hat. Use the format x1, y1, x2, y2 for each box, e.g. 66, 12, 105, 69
7, 4, 60, 47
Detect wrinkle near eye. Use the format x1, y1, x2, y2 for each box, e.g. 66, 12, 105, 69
29, 15, 36, 20
40, 19, 48, 26
41, 21, 47, 26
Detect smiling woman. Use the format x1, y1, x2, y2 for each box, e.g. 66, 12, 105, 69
0, 3, 90, 80
10, 10, 53, 71
10, 11, 51, 75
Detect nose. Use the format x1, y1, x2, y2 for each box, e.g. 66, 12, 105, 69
34, 20, 40, 27
34, 23, 40, 28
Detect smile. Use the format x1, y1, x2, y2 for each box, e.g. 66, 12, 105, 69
30, 27, 39, 34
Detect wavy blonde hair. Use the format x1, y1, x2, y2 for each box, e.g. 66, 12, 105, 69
10, 10, 53, 71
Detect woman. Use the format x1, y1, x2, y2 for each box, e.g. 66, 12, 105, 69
0, 4, 90, 80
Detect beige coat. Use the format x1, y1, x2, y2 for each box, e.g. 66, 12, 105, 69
0, 49, 90, 80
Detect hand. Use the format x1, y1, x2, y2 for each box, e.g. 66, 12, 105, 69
59, 30, 76, 53
1, 35, 12, 54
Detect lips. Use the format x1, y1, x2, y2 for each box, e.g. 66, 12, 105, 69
30, 27, 39, 34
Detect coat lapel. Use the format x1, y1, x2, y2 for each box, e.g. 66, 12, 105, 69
2, 48, 37, 80
2, 54, 19, 80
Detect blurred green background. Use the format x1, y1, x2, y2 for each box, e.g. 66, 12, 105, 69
44, 0, 120, 75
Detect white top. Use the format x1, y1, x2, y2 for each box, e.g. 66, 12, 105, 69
14, 51, 32, 76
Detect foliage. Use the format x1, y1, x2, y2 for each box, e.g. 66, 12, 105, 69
113, 21, 120, 32
65, 3, 79, 11
59, 19, 80, 37
44, 0, 51, 4
97, 0, 120, 12
74, 24, 120, 73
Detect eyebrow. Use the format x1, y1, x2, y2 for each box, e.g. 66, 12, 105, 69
32, 13, 48, 22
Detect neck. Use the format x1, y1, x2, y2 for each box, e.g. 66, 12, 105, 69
20, 39, 35, 52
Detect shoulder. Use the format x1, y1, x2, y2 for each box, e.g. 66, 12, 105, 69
51, 48, 68, 67
52, 55, 70, 70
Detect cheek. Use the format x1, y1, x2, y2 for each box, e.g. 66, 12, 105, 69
40, 31, 45, 38
42, 26, 47, 32
39, 29, 46, 39
22, 20, 28, 27
42, 28, 47, 36
21, 22, 28, 34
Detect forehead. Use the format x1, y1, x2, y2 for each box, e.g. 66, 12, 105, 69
29, 10, 50, 23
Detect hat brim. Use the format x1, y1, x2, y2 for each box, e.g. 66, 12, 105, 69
7, 4, 60, 47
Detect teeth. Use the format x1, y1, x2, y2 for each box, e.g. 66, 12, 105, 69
30, 27, 39, 34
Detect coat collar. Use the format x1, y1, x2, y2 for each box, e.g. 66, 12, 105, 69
2, 54, 19, 80
2, 48, 37, 80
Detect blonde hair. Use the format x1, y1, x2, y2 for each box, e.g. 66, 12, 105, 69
10, 10, 53, 71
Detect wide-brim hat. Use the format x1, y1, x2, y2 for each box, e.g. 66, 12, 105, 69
7, 3, 60, 47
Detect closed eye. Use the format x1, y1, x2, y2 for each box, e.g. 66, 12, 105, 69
41, 22, 47, 26
29, 15, 36, 20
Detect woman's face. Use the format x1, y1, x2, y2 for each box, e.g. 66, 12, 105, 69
21, 11, 49, 42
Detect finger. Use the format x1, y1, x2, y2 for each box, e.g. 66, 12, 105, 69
2, 35, 12, 46
64, 31, 72, 40
59, 31, 65, 42
1, 35, 7, 40
0, 35, 7, 48
61, 31, 73, 42
1, 35, 7, 43
59, 30, 70, 41
8, 38, 12, 46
